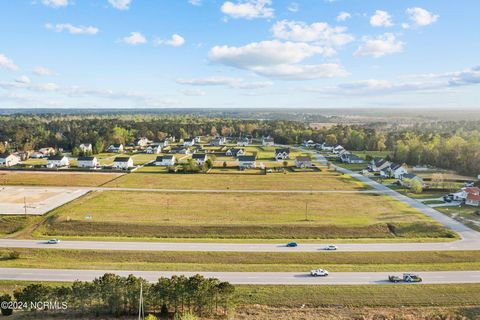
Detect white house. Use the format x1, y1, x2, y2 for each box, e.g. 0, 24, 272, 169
192, 153, 208, 165
47, 155, 69, 168
170, 147, 190, 155
136, 137, 150, 148
183, 139, 195, 147
225, 148, 245, 157
295, 156, 312, 168
332, 145, 345, 154
262, 137, 274, 146
454, 187, 480, 202
210, 137, 226, 146
155, 155, 176, 166
39, 147, 56, 156
79, 143, 93, 153
274, 148, 290, 160
77, 156, 98, 168
106, 144, 124, 153
319, 143, 334, 152
341, 153, 364, 164
112, 157, 133, 170
303, 140, 315, 147
238, 155, 257, 169
388, 163, 408, 179
146, 144, 162, 154
0, 153, 20, 167
369, 158, 392, 172
399, 173, 424, 187
237, 137, 250, 147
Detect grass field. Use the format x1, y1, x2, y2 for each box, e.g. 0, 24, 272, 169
0, 217, 32, 236
40, 190, 454, 239
0, 171, 122, 187
103, 170, 367, 190
2, 248, 480, 272
437, 205, 480, 232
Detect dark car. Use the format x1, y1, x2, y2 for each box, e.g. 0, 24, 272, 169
286, 242, 298, 247
443, 196, 452, 202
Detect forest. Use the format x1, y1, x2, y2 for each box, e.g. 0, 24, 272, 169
0, 273, 235, 318
0, 114, 478, 176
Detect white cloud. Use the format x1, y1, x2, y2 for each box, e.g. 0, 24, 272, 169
354, 33, 404, 58
108, 0, 132, 10
0, 54, 18, 71
122, 32, 147, 45
370, 10, 393, 27
287, 2, 299, 13
33, 66, 54, 76
221, 0, 274, 20
15, 76, 31, 84
41, 0, 69, 8
181, 89, 206, 96
271, 20, 354, 47
155, 34, 185, 47
406, 7, 439, 27
308, 66, 480, 96
189, 0, 202, 5
45, 23, 99, 35
176, 76, 273, 89
336, 11, 351, 22
209, 40, 348, 80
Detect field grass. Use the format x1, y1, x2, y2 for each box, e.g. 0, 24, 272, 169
437, 205, 480, 232
353, 151, 392, 160
104, 170, 367, 190
2, 249, 480, 272
0, 171, 122, 187
235, 284, 480, 307
0, 217, 33, 236
40, 190, 454, 239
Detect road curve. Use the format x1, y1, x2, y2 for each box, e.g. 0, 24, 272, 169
1, 268, 480, 285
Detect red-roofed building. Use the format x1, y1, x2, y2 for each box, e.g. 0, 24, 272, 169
466, 193, 480, 207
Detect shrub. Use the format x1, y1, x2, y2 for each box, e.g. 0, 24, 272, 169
0, 294, 13, 316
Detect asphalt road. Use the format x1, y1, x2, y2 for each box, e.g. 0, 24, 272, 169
2, 268, 480, 285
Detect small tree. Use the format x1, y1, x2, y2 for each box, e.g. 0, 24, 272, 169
410, 179, 423, 194
222, 161, 227, 168
282, 160, 288, 168
71, 146, 81, 157
205, 159, 213, 170
0, 294, 13, 316
145, 314, 158, 320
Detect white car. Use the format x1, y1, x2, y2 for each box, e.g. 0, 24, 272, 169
324, 245, 337, 251
310, 269, 329, 277
46, 239, 60, 244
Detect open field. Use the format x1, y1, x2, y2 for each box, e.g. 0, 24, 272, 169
437, 205, 480, 232
2, 248, 480, 272
40, 190, 453, 239
0, 217, 32, 236
104, 170, 367, 190
0, 171, 122, 187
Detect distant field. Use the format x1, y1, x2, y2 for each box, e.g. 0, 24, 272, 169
42, 190, 453, 239
0, 171, 122, 187
104, 170, 367, 190
2, 248, 480, 272
0, 216, 32, 236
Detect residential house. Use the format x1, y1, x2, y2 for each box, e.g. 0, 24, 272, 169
368, 158, 392, 172
399, 173, 424, 187
77, 156, 99, 168
155, 155, 176, 166
39, 147, 56, 156
79, 143, 93, 154
303, 140, 315, 147
295, 156, 312, 168
0, 153, 20, 167
106, 144, 124, 153
387, 163, 408, 179
262, 137, 274, 146
30, 152, 45, 159
170, 147, 190, 155
453, 187, 480, 202
225, 148, 245, 157
146, 143, 162, 154
332, 145, 345, 154
341, 153, 364, 164
194, 136, 202, 144
466, 193, 480, 207
192, 153, 208, 165
47, 155, 69, 168
237, 137, 250, 147
274, 148, 290, 160
319, 143, 334, 152
183, 139, 195, 147
238, 155, 257, 169
112, 157, 133, 170
136, 137, 150, 148
210, 137, 226, 146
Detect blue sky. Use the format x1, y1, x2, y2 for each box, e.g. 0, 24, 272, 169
0, 0, 479, 109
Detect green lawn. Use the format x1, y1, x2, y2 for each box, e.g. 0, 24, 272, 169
104, 170, 368, 190
40, 190, 454, 240
2, 249, 480, 272
437, 205, 480, 232
0, 171, 122, 187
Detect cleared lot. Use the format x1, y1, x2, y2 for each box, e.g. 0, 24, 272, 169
0, 186, 89, 216
0, 171, 122, 187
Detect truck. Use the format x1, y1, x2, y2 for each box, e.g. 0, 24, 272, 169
388, 273, 422, 283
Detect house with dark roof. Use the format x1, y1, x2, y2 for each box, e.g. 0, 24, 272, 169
274, 148, 290, 160
47, 155, 69, 168
155, 155, 176, 166
262, 137, 274, 146
192, 153, 208, 165
238, 155, 257, 169
368, 158, 391, 172
225, 148, 245, 157
77, 156, 98, 168
112, 157, 133, 170
106, 143, 124, 153
295, 156, 312, 168
399, 173, 424, 187
0, 153, 20, 167
341, 153, 364, 164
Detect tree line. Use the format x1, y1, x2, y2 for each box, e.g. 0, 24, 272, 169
0, 273, 235, 318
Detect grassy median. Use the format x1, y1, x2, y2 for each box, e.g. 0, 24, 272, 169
2, 249, 480, 272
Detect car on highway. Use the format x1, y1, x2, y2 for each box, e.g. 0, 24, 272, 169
388, 273, 422, 283
46, 239, 60, 244
286, 242, 298, 247
310, 269, 329, 277
323, 245, 337, 250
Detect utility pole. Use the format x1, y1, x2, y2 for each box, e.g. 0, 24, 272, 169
138, 282, 144, 320
24, 196, 27, 217
305, 201, 308, 221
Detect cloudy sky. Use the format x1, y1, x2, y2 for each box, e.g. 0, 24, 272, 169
0, 0, 479, 109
